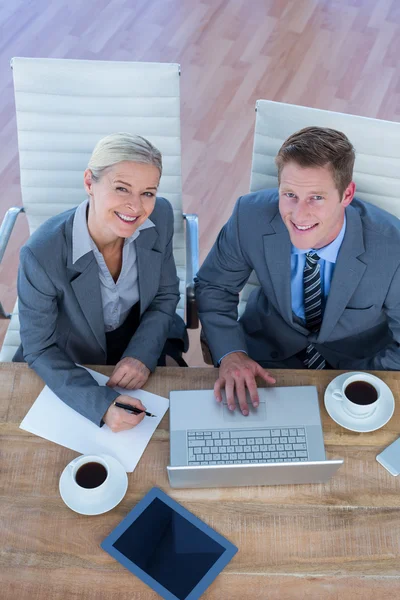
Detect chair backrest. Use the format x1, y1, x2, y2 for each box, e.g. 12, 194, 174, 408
239, 99, 400, 315
12, 57, 185, 317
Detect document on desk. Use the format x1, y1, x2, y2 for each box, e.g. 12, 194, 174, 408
19, 366, 169, 472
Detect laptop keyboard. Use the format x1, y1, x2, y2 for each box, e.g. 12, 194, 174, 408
187, 428, 309, 465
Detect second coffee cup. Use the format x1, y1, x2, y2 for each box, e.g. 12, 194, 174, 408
332, 373, 381, 418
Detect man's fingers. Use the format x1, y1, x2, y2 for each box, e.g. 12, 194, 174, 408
234, 378, 249, 416
244, 373, 259, 407
256, 365, 276, 385
224, 378, 236, 411
216, 357, 274, 413
214, 378, 224, 402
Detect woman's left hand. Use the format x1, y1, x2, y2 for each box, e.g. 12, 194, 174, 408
106, 357, 150, 390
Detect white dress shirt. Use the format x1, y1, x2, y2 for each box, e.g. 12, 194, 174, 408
72, 199, 155, 332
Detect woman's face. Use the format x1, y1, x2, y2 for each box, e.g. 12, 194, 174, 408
84, 161, 160, 243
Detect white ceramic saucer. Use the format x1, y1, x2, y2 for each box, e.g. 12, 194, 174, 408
59, 454, 128, 516
324, 372, 395, 433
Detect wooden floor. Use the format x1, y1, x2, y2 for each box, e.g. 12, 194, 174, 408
0, 0, 399, 365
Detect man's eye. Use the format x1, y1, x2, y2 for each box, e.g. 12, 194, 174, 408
285, 192, 296, 198
312, 195, 323, 201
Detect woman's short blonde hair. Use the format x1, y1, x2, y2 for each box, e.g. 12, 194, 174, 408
87, 133, 162, 180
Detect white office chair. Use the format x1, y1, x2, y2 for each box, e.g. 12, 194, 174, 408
238, 99, 400, 317
0, 57, 199, 361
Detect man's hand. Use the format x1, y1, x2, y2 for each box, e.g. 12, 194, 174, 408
106, 357, 150, 390
215, 352, 276, 416
103, 395, 146, 432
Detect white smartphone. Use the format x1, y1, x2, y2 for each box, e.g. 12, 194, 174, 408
376, 437, 400, 476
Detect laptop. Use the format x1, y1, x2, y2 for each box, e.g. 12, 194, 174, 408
167, 386, 343, 488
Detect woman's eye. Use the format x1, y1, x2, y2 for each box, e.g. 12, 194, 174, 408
143, 192, 155, 197
116, 186, 128, 193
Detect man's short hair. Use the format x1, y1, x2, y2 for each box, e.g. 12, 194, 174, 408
275, 126, 355, 198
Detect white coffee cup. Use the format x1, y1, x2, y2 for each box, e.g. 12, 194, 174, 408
332, 373, 381, 418
67, 454, 111, 500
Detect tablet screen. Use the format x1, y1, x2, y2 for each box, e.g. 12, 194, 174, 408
102, 488, 238, 600
113, 497, 225, 599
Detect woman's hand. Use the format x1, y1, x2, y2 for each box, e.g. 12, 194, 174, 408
106, 357, 150, 390
103, 395, 146, 432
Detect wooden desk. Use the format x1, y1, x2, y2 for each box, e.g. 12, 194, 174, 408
1, 364, 400, 599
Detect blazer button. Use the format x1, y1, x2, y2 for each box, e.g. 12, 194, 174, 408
270, 351, 279, 359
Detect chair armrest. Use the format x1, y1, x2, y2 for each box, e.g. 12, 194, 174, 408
200, 329, 214, 365
0, 206, 25, 319
0, 206, 25, 264
183, 213, 199, 329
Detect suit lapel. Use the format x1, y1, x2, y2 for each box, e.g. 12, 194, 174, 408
318, 206, 366, 342
65, 214, 106, 354
262, 211, 299, 327
135, 226, 160, 315
69, 254, 106, 353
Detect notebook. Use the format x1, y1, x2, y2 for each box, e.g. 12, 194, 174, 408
20, 366, 168, 472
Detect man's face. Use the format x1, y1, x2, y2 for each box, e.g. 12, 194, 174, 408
278, 162, 355, 250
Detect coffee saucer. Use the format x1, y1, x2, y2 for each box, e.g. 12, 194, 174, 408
59, 454, 128, 516
324, 372, 395, 433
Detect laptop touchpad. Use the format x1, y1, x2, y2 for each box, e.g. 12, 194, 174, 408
222, 400, 266, 421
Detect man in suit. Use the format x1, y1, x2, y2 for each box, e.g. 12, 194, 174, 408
195, 127, 400, 415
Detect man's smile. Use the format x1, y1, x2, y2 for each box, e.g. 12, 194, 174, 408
291, 221, 319, 232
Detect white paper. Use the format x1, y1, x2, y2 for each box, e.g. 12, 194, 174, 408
20, 366, 169, 472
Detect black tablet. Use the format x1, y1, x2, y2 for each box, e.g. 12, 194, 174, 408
101, 487, 238, 600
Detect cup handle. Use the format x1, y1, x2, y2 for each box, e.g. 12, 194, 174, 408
332, 389, 343, 401
68, 456, 82, 471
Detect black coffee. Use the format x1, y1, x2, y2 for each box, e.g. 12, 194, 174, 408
75, 462, 107, 489
345, 381, 378, 406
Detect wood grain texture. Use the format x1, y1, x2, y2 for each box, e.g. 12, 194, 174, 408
1, 364, 399, 598
1, 0, 400, 365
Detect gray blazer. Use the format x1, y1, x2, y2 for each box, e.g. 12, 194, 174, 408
195, 189, 400, 370
14, 197, 186, 425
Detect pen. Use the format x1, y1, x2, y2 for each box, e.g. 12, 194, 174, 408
114, 400, 157, 418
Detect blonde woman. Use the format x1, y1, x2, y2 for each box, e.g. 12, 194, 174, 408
15, 133, 187, 431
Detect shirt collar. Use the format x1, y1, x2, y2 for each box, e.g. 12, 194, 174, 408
72, 199, 155, 264
291, 215, 346, 264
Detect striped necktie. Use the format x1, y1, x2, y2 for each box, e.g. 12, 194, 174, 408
303, 252, 326, 370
